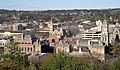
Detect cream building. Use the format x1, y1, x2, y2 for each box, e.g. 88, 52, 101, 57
89, 46, 105, 61
0, 32, 41, 54
80, 20, 108, 46
55, 20, 112, 61
55, 41, 71, 53
47, 21, 64, 38
17, 35, 41, 54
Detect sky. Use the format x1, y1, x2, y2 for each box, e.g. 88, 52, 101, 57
0, 0, 120, 10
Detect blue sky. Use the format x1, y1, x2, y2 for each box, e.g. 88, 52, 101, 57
0, 0, 120, 10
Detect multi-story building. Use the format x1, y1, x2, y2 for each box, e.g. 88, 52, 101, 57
17, 35, 41, 54
55, 20, 108, 61
48, 21, 63, 38
80, 20, 108, 47
0, 32, 41, 54
109, 23, 120, 44
44, 21, 64, 46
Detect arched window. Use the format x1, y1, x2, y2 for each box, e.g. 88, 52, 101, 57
33, 45, 35, 52
52, 39, 55, 43
25, 47, 26, 51
28, 47, 29, 51
31, 48, 32, 51
22, 47, 24, 51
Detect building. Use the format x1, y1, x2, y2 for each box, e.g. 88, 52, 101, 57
0, 32, 23, 41
109, 23, 120, 44
51, 20, 109, 61
48, 22, 63, 38
55, 40, 71, 53
17, 35, 41, 54
0, 32, 41, 54
80, 20, 108, 46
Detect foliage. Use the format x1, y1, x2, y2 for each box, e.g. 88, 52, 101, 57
110, 57, 120, 70
29, 63, 37, 70
63, 57, 99, 70
0, 37, 29, 70
40, 52, 103, 70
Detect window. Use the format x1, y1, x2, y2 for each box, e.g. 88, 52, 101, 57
33, 45, 35, 52
28, 47, 29, 51
102, 37, 104, 41
25, 47, 26, 51
52, 39, 55, 43
21, 47, 23, 51
31, 48, 32, 51
105, 37, 107, 41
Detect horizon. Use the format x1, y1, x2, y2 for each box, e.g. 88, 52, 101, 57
0, 0, 120, 11
0, 8, 120, 11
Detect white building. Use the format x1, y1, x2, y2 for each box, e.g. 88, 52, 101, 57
80, 20, 108, 47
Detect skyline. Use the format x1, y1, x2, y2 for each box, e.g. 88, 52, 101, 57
0, 0, 120, 10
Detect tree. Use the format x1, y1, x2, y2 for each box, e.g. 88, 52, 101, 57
29, 63, 37, 70
40, 52, 70, 70
0, 37, 29, 70
0, 16, 4, 24
110, 57, 120, 70
63, 57, 102, 70
40, 52, 102, 70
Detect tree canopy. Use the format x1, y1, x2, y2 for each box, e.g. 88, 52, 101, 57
40, 52, 103, 70
0, 37, 29, 70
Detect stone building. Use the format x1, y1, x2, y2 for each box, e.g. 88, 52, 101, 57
17, 35, 41, 54
48, 21, 63, 38
0, 32, 41, 54
55, 41, 71, 53
89, 46, 105, 61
